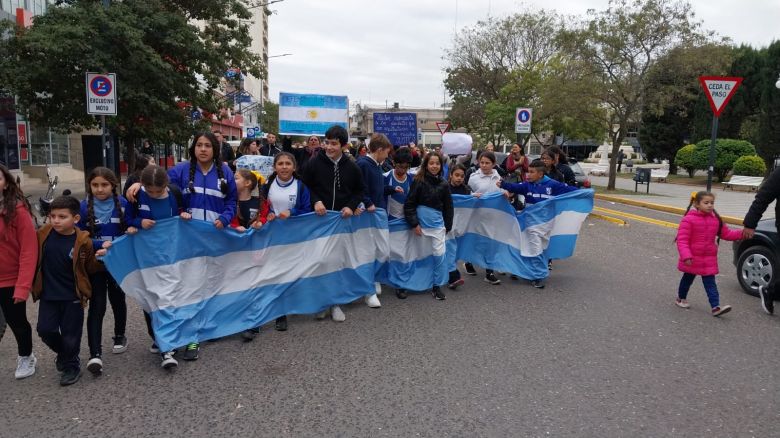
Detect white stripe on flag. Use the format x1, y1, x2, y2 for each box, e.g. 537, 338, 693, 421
279, 107, 349, 123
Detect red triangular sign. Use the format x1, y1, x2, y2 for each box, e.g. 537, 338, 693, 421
436, 122, 451, 135
699, 76, 743, 117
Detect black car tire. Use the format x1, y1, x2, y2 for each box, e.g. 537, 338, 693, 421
737, 245, 776, 297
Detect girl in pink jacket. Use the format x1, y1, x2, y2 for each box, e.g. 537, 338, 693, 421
676, 191, 742, 316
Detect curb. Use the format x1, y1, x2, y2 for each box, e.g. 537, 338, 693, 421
594, 193, 744, 225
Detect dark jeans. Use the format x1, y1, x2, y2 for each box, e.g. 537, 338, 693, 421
87, 271, 127, 357
448, 269, 461, 284
143, 311, 155, 341
678, 273, 719, 308
0, 287, 33, 356
37, 299, 84, 372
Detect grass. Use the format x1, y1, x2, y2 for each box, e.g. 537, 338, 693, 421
592, 185, 664, 196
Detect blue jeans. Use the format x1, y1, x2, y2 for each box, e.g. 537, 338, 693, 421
37, 299, 84, 372
678, 273, 719, 308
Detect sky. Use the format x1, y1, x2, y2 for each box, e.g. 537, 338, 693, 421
266, 0, 780, 109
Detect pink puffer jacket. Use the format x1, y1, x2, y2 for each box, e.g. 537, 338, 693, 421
676, 209, 742, 276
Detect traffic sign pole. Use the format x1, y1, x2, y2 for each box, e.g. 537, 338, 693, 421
706, 115, 719, 192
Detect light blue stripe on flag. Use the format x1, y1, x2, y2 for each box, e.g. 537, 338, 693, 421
280, 93, 348, 109
279, 120, 348, 135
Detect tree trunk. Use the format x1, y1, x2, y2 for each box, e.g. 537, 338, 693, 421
607, 135, 625, 190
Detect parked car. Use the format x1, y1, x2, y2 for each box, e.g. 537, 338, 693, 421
568, 161, 591, 188
732, 218, 779, 296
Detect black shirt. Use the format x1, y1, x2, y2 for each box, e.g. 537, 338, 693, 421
41, 231, 77, 301
237, 196, 260, 227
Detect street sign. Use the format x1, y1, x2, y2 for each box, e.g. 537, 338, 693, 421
86, 72, 117, 115
246, 128, 256, 138
515, 108, 532, 134
435, 121, 451, 135
699, 76, 743, 117
698, 76, 744, 192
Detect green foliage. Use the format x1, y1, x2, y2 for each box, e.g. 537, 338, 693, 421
732, 155, 766, 176
693, 138, 756, 181
674, 144, 698, 177
261, 100, 278, 135
0, 0, 264, 148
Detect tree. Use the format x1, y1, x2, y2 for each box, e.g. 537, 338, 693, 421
674, 144, 697, 177
692, 138, 756, 181
0, 0, 264, 162
559, 0, 706, 190
757, 41, 780, 169
261, 100, 278, 135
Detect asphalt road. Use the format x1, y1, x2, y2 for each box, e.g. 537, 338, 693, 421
1, 205, 778, 438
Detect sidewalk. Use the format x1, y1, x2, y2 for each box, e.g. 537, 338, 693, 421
588, 174, 774, 220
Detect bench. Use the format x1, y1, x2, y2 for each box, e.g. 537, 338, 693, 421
650, 169, 669, 182
589, 166, 608, 176
724, 175, 763, 191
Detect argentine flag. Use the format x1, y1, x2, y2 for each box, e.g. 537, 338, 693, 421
447, 190, 593, 280
102, 212, 389, 352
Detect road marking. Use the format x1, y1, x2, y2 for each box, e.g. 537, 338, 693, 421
589, 213, 627, 226
593, 207, 679, 229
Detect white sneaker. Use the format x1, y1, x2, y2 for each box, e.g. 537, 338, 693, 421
374, 282, 383, 295
365, 294, 381, 308
161, 352, 178, 369
315, 309, 329, 320
331, 305, 346, 322
87, 356, 103, 375
15, 353, 36, 380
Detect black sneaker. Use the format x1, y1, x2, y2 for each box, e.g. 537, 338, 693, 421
464, 263, 477, 276
531, 280, 545, 289
548, 260, 553, 271
55, 357, 65, 373
395, 289, 408, 299
149, 343, 160, 354
432, 286, 446, 300
160, 352, 178, 370
112, 335, 128, 354
758, 286, 774, 315
484, 273, 501, 285
241, 330, 257, 341
60, 368, 81, 386
182, 343, 199, 361
86, 356, 103, 375
275, 316, 288, 331
510, 275, 519, 280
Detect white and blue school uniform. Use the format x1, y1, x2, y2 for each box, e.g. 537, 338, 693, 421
129, 187, 182, 227
384, 171, 411, 220
77, 197, 133, 251
168, 162, 237, 226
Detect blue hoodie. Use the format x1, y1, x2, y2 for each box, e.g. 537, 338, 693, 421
77, 196, 134, 251
500, 175, 577, 205
357, 155, 395, 210
128, 187, 183, 227
168, 161, 238, 226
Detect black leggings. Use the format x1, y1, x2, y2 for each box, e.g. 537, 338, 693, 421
87, 272, 127, 357
0, 287, 33, 356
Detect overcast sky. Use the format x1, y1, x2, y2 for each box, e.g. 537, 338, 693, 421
267, 0, 779, 108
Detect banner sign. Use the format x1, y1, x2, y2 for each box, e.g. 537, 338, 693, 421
372, 112, 418, 146
279, 92, 348, 136
235, 155, 274, 180
102, 190, 593, 351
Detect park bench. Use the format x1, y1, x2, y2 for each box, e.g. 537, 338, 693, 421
650, 169, 669, 182
589, 166, 608, 176
723, 175, 764, 191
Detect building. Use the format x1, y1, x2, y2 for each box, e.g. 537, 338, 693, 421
351, 104, 450, 147
229, 5, 270, 136
0, 1, 76, 178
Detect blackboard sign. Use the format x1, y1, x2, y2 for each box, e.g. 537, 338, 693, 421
373, 112, 417, 146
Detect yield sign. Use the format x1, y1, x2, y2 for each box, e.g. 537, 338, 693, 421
699, 76, 743, 117
435, 121, 451, 135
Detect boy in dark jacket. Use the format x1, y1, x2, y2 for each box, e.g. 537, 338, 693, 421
499, 160, 577, 206
32, 196, 103, 386
301, 125, 368, 321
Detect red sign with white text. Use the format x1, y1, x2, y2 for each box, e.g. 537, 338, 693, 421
699, 76, 743, 117
17, 123, 27, 144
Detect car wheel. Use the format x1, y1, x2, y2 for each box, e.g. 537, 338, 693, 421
737, 245, 776, 297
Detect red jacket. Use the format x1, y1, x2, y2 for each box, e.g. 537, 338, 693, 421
676, 209, 742, 276
0, 203, 38, 301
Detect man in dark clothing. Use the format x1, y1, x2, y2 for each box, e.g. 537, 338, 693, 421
742, 166, 780, 315
214, 130, 235, 171
301, 125, 368, 321
617, 150, 625, 173
260, 133, 282, 156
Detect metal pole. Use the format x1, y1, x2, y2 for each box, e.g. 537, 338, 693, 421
101, 115, 108, 167
706, 115, 718, 192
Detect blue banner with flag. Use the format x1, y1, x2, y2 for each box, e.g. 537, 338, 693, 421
101, 190, 592, 351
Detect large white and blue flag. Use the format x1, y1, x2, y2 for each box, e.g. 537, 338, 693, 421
278, 92, 349, 136
447, 190, 593, 281
378, 206, 448, 292
102, 212, 389, 352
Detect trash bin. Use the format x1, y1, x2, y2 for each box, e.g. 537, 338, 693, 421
633, 168, 651, 193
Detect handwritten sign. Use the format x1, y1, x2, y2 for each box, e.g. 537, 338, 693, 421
373, 112, 417, 146
235, 155, 274, 180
